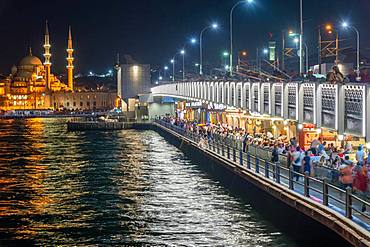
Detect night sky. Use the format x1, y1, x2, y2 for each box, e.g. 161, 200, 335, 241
0, 0, 369, 75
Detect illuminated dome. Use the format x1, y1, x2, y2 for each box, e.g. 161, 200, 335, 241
19, 56, 43, 66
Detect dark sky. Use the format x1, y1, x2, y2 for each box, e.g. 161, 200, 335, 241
0, 0, 369, 75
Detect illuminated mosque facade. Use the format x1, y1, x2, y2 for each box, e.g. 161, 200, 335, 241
0, 22, 116, 111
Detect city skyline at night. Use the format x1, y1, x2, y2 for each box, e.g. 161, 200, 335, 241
0, 0, 369, 74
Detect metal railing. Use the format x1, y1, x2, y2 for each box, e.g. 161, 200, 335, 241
156, 120, 370, 231
151, 81, 370, 142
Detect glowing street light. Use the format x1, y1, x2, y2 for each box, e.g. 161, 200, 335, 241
263, 48, 268, 54
180, 49, 185, 81
229, 0, 254, 76
341, 21, 361, 80
199, 22, 219, 76
164, 66, 168, 70
293, 37, 309, 74
191, 38, 197, 44
170, 58, 175, 82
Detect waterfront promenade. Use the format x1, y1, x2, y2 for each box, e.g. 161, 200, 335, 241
154, 120, 370, 246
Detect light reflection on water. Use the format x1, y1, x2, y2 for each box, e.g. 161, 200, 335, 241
0, 118, 295, 246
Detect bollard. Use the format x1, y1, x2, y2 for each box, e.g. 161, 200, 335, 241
345, 187, 353, 219
233, 148, 236, 162
247, 153, 251, 169
288, 167, 294, 190
239, 150, 243, 166
304, 171, 310, 197
227, 146, 230, 159
256, 158, 260, 173
276, 163, 280, 184
323, 178, 328, 206
265, 161, 269, 179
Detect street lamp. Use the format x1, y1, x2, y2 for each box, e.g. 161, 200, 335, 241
191, 38, 197, 44
341, 21, 361, 81
229, 0, 254, 76
294, 38, 309, 74
199, 23, 218, 76
180, 49, 185, 81
170, 58, 175, 82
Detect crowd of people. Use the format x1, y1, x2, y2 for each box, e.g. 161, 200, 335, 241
160, 116, 370, 209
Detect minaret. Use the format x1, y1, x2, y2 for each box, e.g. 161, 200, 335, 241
43, 20, 52, 89
66, 26, 74, 91
115, 53, 122, 107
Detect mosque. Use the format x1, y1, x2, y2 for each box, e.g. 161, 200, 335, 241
0, 22, 116, 111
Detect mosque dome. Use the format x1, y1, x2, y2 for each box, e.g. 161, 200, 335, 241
19, 55, 43, 66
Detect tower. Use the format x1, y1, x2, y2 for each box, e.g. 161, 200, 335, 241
115, 53, 122, 108
66, 26, 74, 91
43, 20, 52, 89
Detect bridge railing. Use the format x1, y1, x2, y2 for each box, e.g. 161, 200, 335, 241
155, 120, 370, 231
151, 81, 370, 143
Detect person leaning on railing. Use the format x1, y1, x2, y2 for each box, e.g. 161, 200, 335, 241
339, 155, 354, 190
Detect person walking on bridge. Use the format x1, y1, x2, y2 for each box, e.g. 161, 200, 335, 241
292, 146, 304, 181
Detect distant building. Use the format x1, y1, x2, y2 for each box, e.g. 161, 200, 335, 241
116, 61, 151, 114
51, 91, 116, 111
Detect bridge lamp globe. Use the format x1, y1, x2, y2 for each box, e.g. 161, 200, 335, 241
190, 38, 197, 44
212, 23, 219, 29
164, 66, 169, 70
246, 0, 253, 3
180, 50, 185, 55
341, 22, 348, 28
293, 37, 299, 44
170, 59, 174, 64
263, 49, 268, 55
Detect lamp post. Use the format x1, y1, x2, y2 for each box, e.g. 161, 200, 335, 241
299, 0, 304, 76
199, 23, 218, 76
180, 49, 185, 81
170, 58, 175, 82
342, 22, 361, 81
164, 66, 168, 80
294, 38, 308, 73
229, 0, 254, 76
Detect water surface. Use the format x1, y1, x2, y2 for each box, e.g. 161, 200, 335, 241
0, 118, 296, 246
